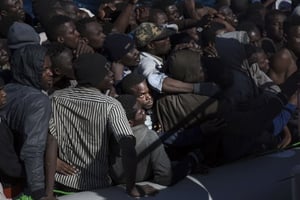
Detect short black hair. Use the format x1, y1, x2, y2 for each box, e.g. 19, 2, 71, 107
44, 42, 71, 69
44, 15, 74, 42
265, 10, 286, 25
116, 94, 137, 120
237, 21, 259, 33
148, 8, 166, 23
76, 17, 98, 37
121, 73, 145, 94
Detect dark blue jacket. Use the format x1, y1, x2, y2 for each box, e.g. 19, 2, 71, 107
0, 45, 51, 197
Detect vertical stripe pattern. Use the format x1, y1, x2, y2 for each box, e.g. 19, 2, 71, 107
49, 87, 133, 190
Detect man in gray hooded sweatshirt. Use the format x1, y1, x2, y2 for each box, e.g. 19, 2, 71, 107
0, 44, 53, 200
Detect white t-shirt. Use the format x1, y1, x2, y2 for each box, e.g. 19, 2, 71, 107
135, 52, 168, 93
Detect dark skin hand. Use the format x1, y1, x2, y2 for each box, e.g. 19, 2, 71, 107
203, 45, 218, 58
97, 2, 118, 22
127, 184, 159, 198
56, 158, 78, 175
73, 40, 94, 58
277, 126, 292, 149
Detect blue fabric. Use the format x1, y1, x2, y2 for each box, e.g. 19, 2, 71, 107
23, 0, 35, 18
272, 103, 296, 136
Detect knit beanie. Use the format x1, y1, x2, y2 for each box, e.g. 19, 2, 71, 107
103, 33, 135, 62
74, 53, 108, 87
7, 22, 40, 50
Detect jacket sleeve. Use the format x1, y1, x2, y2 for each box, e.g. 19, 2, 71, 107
148, 130, 172, 186
20, 94, 52, 193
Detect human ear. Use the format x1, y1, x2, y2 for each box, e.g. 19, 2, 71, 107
128, 120, 134, 127
57, 36, 64, 43
54, 68, 62, 76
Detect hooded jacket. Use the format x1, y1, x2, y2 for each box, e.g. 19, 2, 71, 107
0, 44, 51, 198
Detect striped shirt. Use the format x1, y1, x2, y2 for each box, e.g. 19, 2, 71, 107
49, 87, 134, 190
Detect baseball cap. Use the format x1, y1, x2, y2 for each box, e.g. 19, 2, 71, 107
103, 33, 135, 61
134, 22, 176, 48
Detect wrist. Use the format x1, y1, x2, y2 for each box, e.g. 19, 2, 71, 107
193, 83, 201, 94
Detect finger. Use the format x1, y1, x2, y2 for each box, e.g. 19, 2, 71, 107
64, 166, 77, 175
58, 169, 69, 176
136, 185, 158, 197
62, 164, 78, 174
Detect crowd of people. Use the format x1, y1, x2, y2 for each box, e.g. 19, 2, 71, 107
0, 0, 300, 199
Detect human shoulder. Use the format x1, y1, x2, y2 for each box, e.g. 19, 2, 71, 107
137, 124, 159, 140
140, 52, 163, 64
5, 83, 50, 105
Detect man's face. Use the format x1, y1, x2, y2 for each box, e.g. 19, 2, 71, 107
58, 22, 80, 49
41, 55, 54, 91
64, 3, 80, 21
0, 0, 25, 21
219, 6, 238, 27
267, 14, 286, 42
130, 80, 153, 110
153, 12, 168, 26
132, 101, 146, 126
120, 47, 140, 67
288, 25, 300, 58
151, 37, 171, 56
0, 87, 7, 108
136, 6, 151, 23
84, 22, 106, 50
165, 5, 181, 21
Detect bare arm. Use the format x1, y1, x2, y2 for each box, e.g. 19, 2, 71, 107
45, 134, 58, 199
111, 0, 138, 33
119, 136, 158, 197
277, 126, 292, 149
118, 137, 137, 193
184, 0, 201, 20
162, 77, 194, 93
